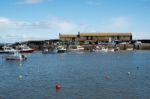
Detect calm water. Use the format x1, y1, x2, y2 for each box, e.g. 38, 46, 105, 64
0, 51, 150, 99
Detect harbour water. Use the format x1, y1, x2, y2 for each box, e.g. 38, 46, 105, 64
0, 51, 150, 99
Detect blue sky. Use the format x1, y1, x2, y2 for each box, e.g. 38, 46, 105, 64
0, 0, 150, 43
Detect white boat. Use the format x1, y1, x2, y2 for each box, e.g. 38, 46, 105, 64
17, 45, 34, 53
57, 46, 66, 53
93, 46, 101, 52
42, 47, 57, 54
100, 47, 108, 52
108, 47, 120, 52
126, 48, 133, 51
0, 46, 17, 54
114, 47, 120, 51
76, 45, 84, 51
4, 52, 27, 61
68, 45, 84, 51
108, 48, 115, 52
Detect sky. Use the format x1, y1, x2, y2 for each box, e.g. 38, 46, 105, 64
0, 0, 150, 43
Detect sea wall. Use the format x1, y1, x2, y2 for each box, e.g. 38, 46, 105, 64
136, 43, 150, 50
81, 44, 134, 50
81, 43, 150, 50
28, 43, 150, 50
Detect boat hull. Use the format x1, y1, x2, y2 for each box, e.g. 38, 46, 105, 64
5, 54, 27, 61
57, 50, 66, 53
20, 49, 34, 53
0, 51, 14, 54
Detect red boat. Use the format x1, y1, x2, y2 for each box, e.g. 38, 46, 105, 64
18, 45, 34, 53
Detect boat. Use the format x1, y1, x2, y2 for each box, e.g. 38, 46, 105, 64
42, 46, 66, 53
57, 46, 66, 53
0, 46, 17, 54
108, 48, 115, 52
4, 52, 27, 61
68, 45, 84, 52
42, 47, 57, 54
114, 47, 120, 51
76, 45, 84, 51
108, 47, 120, 52
126, 48, 133, 51
93, 46, 101, 52
100, 47, 108, 52
17, 45, 34, 53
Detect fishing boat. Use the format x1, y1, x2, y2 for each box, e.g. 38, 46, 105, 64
100, 47, 108, 52
42, 47, 57, 54
4, 52, 27, 61
108, 48, 115, 52
0, 46, 17, 54
108, 47, 120, 52
57, 46, 66, 53
114, 47, 120, 51
76, 45, 84, 51
68, 45, 84, 52
126, 48, 133, 51
93, 46, 101, 52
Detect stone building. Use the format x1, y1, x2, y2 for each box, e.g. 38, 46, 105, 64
59, 32, 132, 44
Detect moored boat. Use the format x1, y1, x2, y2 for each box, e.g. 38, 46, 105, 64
17, 45, 34, 53
114, 47, 120, 51
108, 47, 120, 52
57, 46, 66, 53
4, 52, 27, 61
126, 48, 133, 51
68, 45, 84, 52
0, 46, 17, 54
42, 47, 57, 54
101, 47, 108, 52
93, 46, 101, 52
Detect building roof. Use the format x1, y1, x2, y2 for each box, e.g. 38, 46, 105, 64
59, 32, 132, 38
59, 34, 78, 38
79, 32, 132, 36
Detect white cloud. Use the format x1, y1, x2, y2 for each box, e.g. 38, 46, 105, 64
0, 17, 34, 28
17, 0, 48, 4
46, 17, 94, 33
0, 17, 15, 27
0, 16, 132, 33
132, 32, 150, 39
0, 34, 24, 43
110, 16, 131, 29
0, 16, 93, 42
0, 33, 50, 43
45, 17, 79, 33
0, 16, 80, 32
